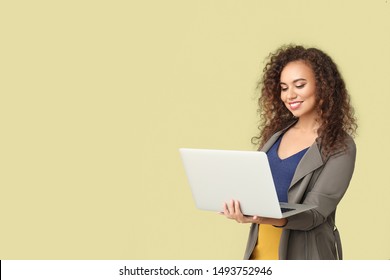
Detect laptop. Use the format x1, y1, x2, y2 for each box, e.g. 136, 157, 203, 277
179, 148, 316, 218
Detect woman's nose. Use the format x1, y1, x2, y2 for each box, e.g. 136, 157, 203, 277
286, 88, 297, 100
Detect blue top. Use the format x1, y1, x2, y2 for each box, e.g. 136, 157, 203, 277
266, 136, 309, 203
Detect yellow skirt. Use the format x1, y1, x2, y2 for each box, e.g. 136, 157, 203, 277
250, 224, 283, 260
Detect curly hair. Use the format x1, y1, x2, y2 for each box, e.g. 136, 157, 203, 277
252, 45, 357, 158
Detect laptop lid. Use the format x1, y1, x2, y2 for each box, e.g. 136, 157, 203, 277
179, 148, 316, 218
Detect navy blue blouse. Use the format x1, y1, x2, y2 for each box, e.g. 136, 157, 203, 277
266, 136, 309, 203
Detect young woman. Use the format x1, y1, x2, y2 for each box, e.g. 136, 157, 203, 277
221, 45, 357, 260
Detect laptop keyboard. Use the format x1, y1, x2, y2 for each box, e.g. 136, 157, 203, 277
281, 207, 294, 213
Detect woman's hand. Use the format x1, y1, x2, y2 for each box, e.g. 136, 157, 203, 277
221, 199, 265, 224
220, 199, 287, 227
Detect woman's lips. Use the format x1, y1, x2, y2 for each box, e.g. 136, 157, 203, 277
289, 101, 303, 110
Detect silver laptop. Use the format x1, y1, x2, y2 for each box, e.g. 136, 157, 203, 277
179, 148, 316, 218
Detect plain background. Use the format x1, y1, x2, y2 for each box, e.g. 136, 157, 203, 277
1, 0, 389, 259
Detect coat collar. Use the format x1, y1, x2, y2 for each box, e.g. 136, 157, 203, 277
260, 121, 324, 188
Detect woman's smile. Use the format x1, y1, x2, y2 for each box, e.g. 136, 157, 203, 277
288, 101, 303, 110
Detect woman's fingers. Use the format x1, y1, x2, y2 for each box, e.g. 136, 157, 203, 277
225, 200, 245, 223
229, 199, 235, 213
222, 200, 236, 219
234, 200, 241, 213
223, 202, 229, 215
220, 200, 265, 224
220, 200, 263, 224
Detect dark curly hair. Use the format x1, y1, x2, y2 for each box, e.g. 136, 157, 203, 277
252, 45, 357, 158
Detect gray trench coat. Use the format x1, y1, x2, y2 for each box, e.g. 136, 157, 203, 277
243, 124, 357, 260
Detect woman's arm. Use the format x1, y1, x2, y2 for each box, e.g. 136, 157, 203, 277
283, 138, 357, 230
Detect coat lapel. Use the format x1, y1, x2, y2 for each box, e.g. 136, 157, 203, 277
259, 121, 297, 153
259, 122, 325, 190
290, 142, 324, 187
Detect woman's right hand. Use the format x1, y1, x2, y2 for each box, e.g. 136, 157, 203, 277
220, 199, 265, 224
220, 199, 287, 227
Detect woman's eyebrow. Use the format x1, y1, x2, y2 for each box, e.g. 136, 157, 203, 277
280, 78, 307, 85
293, 78, 307, 83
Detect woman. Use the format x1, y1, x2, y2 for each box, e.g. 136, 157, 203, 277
222, 45, 357, 260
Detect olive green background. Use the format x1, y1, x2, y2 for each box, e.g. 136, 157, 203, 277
1, 0, 389, 259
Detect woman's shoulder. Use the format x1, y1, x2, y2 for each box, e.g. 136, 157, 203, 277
327, 132, 356, 159
341, 132, 356, 151
345, 133, 356, 148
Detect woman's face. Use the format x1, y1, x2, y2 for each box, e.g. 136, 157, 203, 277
280, 60, 317, 119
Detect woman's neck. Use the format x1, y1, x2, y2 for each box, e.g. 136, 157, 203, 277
294, 116, 320, 134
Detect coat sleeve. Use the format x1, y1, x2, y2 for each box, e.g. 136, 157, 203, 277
283, 138, 357, 231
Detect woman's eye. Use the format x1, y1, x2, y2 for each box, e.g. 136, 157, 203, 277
296, 84, 306, 89
281, 87, 288, 92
